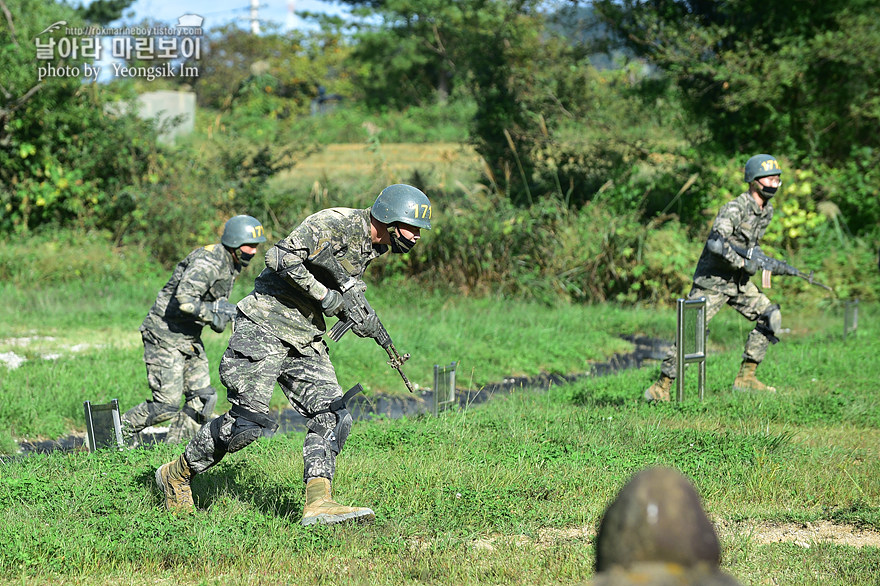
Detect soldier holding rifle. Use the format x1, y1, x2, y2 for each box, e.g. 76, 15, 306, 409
645, 154, 828, 402
122, 215, 266, 443
155, 184, 431, 526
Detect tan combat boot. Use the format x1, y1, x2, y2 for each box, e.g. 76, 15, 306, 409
301, 477, 375, 526
732, 360, 776, 393
155, 454, 195, 512
644, 373, 674, 402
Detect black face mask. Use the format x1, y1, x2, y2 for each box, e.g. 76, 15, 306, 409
756, 179, 780, 199
238, 250, 256, 266
759, 184, 778, 198
389, 227, 417, 254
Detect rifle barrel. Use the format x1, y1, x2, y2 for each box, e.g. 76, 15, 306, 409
385, 345, 415, 393
798, 272, 833, 292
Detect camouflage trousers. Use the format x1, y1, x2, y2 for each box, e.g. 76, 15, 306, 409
184, 315, 345, 482
660, 282, 776, 379
122, 330, 214, 443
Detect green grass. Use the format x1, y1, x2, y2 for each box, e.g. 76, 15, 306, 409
278, 101, 475, 145
0, 269, 647, 446
4, 268, 822, 448
1, 244, 879, 584
1, 318, 878, 584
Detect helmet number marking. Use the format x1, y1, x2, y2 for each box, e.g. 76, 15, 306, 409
249, 225, 265, 239
414, 204, 431, 219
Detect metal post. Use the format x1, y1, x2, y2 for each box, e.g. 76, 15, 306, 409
432, 365, 439, 417
432, 362, 457, 416
844, 298, 859, 340
675, 297, 707, 402
249, 0, 261, 34
83, 399, 123, 452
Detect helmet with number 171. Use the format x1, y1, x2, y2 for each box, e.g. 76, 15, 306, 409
744, 154, 782, 183
221, 215, 267, 248
370, 184, 432, 230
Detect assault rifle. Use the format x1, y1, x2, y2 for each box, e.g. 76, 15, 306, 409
305, 243, 416, 393
726, 240, 833, 292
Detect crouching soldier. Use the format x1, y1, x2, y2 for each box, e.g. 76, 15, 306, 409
645, 154, 785, 401
155, 185, 432, 525
122, 215, 267, 443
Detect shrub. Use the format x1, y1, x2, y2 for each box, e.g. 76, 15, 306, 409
372, 190, 697, 305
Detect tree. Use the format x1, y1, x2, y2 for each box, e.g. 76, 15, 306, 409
592, 0, 880, 163
464, 0, 549, 203
340, 0, 571, 202
69, 0, 135, 25
0, 0, 160, 233
337, 0, 475, 108
186, 23, 354, 117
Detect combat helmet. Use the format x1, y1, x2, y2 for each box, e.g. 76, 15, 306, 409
370, 184, 432, 230
744, 154, 782, 183
596, 466, 722, 572
221, 215, 267, 248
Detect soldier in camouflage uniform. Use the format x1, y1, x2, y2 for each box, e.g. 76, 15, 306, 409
122, 215, 267, 443
645, 155, 784, 402
591, 467, 743, 585
155, 184, 432, 525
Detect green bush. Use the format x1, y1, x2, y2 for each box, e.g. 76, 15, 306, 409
0, 0, 162, 235
0, 230, 162, 287
374, 191, 697, 304
280, 101, 475, 144
816, 147, 880, 238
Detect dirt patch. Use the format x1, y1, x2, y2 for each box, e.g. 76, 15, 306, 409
716, 519, 880, 549
535, 526, 596, 546
0, 330, 139, 370
455, 521, 880, 551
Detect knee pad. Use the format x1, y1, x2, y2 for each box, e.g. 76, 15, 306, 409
756, 304, 782, 344
227, 419, 263, 453
706, 231, 724, 255
318, 412, 352, 456
303, 384, 363, 456
224, 405, 279, 453
183, 386, 218, 425
305, 412, 345, 455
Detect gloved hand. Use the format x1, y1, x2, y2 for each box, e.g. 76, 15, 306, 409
208, 300, 237, 332
210, 309, 233, 333
320, 289, 345, 317
351, 312, 384, 340
743, 256, 760, 275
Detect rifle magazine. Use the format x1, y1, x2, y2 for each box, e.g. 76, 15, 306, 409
328, 320, 354, 342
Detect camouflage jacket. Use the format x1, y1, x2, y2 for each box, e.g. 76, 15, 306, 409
693, 192, 773, 295
238, 207, 385, 351
141, 244, 241, 348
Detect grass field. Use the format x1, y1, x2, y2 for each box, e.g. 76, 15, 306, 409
288, 143, 480, 181
1, 266, 878, 584
274, 141, 483, 202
